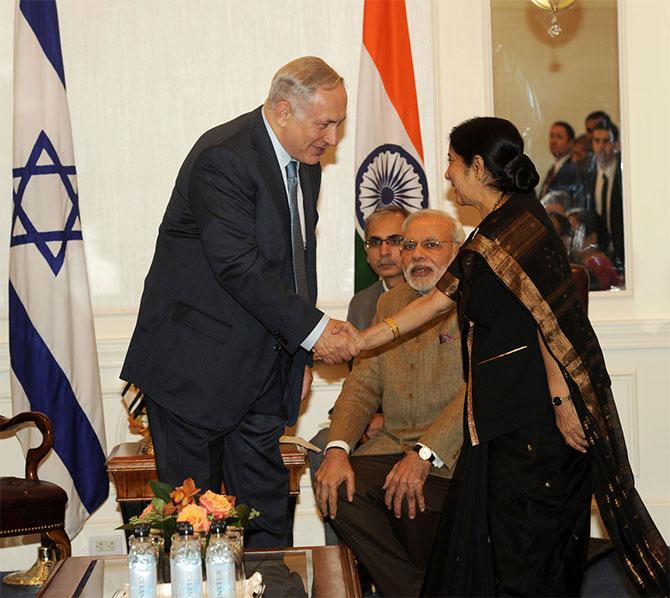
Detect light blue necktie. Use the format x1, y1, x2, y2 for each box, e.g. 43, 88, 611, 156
286, 161, 309, 300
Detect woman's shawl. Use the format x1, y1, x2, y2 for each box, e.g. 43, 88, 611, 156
437, 194, 669, 596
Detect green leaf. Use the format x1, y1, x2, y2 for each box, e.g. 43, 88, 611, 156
149, 479, 173, 502
235, 504, 251, 527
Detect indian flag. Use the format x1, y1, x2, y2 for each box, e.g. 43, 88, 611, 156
354, 0, 429, 292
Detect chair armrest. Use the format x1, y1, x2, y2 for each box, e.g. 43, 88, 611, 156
0, 411, 54, 480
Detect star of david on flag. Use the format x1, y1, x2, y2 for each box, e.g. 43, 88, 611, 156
10, 0, 108, 539
12, 129, 82, 276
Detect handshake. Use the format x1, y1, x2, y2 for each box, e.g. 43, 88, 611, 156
313, 319, 366, 364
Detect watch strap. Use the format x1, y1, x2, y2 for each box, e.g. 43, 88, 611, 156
412, 444, 436, 464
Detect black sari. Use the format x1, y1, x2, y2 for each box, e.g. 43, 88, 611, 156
422, 193, 668, 597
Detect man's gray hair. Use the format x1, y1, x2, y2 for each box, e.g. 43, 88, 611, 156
268, 57, 343, 109
364, 205, 410, 237
402, 209, 465, 244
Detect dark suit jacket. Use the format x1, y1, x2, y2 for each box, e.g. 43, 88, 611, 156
579, 154, 624, 270
121, 107, 323, 430
538, 157, 582, 205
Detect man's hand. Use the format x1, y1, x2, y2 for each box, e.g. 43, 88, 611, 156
383, 451, 431, 519
315, 448, 355, 519
313, 319, 362, 364
301, 365, 313, 402
554, 401, 589, 453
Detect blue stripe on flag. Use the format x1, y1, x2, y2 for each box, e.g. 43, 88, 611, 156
19, 0, 66, 88
8, 282, 108, 513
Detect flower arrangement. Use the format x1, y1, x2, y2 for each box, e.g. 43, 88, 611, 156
121, 478, 259, 548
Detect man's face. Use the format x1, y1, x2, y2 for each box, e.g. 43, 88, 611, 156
401, 215, 459, 293
278, 84, 347, 165
364, 212, 406, 280
592, 128, 615, 167
585, 117, 602, 144
549, 125, 572, 159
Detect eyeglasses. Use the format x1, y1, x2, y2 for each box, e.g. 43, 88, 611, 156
401, 239, 458, 252
364, 235, 404, 249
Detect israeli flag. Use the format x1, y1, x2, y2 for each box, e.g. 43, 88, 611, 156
10, 0, 108, 539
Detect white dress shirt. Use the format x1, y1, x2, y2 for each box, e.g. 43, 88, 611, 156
261, 108, 328, 350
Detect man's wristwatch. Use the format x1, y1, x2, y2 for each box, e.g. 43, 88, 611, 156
412, 444, 436, 464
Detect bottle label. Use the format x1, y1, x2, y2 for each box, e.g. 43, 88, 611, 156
172, 561, 203, 598
128, 557, 157, 598
206, 561, 236, 598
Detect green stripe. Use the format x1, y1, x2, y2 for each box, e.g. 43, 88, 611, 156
354, 234, 377, 293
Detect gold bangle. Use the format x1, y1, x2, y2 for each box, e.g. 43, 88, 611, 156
383, 317, 401, 340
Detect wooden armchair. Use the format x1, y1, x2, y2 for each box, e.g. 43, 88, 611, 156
0, 411, 71, 560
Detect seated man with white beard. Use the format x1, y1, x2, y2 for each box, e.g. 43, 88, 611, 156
315, 210, 466, 598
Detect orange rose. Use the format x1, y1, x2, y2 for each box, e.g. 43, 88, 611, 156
176, 504, 210, 534
199, 491, 236, 519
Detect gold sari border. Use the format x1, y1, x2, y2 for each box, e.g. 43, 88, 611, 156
465, 229, 600, 420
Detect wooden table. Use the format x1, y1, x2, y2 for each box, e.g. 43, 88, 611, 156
37, 545, 362, 597
107, 440, 306, 501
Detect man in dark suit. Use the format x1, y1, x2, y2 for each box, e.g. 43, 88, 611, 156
579, 120, 624, 273
538, 121, 582, 205
121, 57, 357, 547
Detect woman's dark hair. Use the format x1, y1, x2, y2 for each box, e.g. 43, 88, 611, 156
449, 117, 540, 193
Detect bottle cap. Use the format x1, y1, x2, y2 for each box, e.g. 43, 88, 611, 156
210, 520, 227, 535
133, 523, 150, 538
176, 521, 194, 536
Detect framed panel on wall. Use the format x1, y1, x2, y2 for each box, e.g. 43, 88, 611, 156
490, 0, 627, 293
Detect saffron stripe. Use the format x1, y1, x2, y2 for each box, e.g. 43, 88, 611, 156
362, 0, 424, 160
8, 282, 108, 513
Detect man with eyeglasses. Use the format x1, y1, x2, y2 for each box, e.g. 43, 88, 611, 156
347, 205, 408, 329
315, 210, 466, 597
308, 205, 408, 545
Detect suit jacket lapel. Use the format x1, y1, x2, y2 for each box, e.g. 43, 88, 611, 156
251, 108, 291, 237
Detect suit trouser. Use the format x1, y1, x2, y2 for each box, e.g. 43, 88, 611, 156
330, 454, 450, 598
145, 360, 291, 548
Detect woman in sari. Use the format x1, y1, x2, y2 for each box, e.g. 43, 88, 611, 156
349, 117, 668, 596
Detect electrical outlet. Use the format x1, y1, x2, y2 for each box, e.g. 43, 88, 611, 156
89, 534, 125, 556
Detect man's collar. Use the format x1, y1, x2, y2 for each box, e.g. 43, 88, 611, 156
261, 106, 293, 170
597, 160, 616, 177
554, 153, 571, 169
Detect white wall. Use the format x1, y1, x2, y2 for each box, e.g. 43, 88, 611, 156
1, 0, 668, 570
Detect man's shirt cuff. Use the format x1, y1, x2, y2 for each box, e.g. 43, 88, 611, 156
325, 440, 351, 454
416, 442, 444, 468
302, 314, 330, 351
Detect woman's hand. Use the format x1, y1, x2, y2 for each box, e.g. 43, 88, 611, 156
554, 400, 589, 453
332, 321, 380, 353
